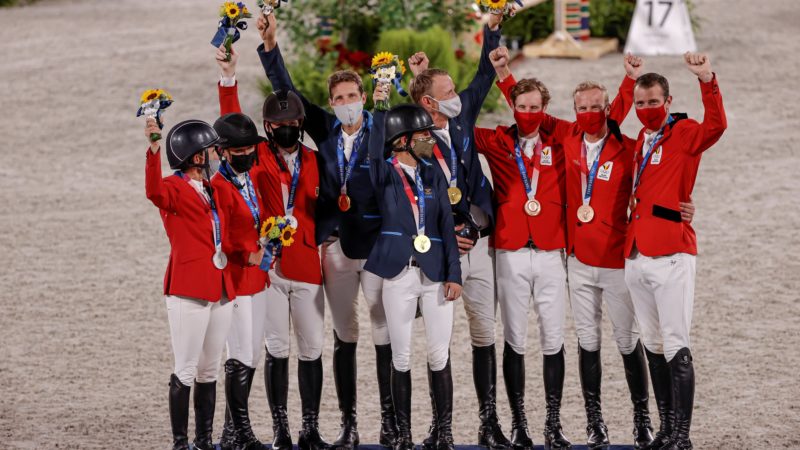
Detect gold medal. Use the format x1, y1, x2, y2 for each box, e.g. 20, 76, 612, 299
413, 234, 431, 253
447, 187, 462, 205
577, 204, 595, 223
524, 199, 541, 216
338, 193, 351, 212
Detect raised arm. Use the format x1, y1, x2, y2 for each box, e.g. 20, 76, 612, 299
608, 53, 643, 124
256, 13, 333, 143
144, 119, 178, 212
368, 89, 390, 191
679, 52, 727, 155
216, 45, 244, 115
458, 14, 504, 127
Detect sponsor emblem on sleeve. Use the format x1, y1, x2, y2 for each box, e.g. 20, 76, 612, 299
597, 162, 613, 181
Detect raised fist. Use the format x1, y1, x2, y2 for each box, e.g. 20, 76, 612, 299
216, 45, 238, 78
257, 13, 277, 50
490, 46, 510, 69
408, 52, 429, 76
624, 52, 644, 79
684, 52, 713, 82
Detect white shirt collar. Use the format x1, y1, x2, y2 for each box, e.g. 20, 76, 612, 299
433, 123, 451, 148
519, 134, 539, 158
341, 129, 358, 160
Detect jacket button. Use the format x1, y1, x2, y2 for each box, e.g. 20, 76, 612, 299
636, 214, 640, 220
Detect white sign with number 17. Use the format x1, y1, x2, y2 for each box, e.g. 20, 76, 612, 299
624, 0, 697, 56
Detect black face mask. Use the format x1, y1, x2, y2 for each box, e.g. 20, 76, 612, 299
271, 125, 301, 149
228, 152, 256, 173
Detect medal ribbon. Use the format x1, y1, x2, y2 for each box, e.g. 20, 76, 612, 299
431, 139, 458, 189
633, 127, 666, 195
219, 162, 261, 229
391, 157, 425, 235
513, 138, 543, 201
281, 153, 302, 216
175, 171, 222, 253
580, 137, 608, 207
337, 116, 368, 195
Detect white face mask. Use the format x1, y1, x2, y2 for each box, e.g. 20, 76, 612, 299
333, 101, 364, 127
429, 95, 462, 119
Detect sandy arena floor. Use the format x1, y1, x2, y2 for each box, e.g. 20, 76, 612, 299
1, 0, 798, 448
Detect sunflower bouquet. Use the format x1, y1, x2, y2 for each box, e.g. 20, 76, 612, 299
136, 89, 173, 142
370, 52, 408, 111
211, 2, 253, 62
475, 0, 523, 17
258, 215, 298, 271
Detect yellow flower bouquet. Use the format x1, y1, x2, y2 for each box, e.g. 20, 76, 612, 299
258, 215, 297, 271
475, 0, 523, 17
370, 51, 408, 111
136, 89, 173, 142
211, 2, 254, 62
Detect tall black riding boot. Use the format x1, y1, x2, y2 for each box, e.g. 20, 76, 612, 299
225, 359, 263, 450
431, 359, 455, 450
642, 348, 673, 450
422, 364, 438, 450
660, 348, 694, 450
543, 347, 572, 450
474, 345, 512, 450
375, 344, 398, 448
168, 374, 191, 450
502, 342, 533, 450
578, 347, 609, 449
332, 333, 360, 450
391, 366, 414, 450
266, 351, 293, 450
193, 380, 216, 450
298, 357, 330, 450
621, 341, 654, 449
219, 404, 236, 450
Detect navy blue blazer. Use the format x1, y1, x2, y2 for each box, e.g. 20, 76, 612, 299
259, 43, 380, 259
364, 111, 462, 285
430, 25, 500, 228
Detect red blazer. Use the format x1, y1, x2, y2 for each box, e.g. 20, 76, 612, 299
474, 125, 566, 251
625, 74, 727, 257
219, 83, 322, 285
559, 76, 637, 268
212, 172, 270, 295
564, 131, 637, 268
145, 149, 237, 302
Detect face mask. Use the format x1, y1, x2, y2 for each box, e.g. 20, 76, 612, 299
228, 152, 256, 173
411, 137, 435, 159
636, 105, 668, 131
430, 95, 462, 119
271, 125, 301, 148
333, 101, 363, 127
576, 110, 607, 135
514, 110, 545, 136
208, 159, 221, 176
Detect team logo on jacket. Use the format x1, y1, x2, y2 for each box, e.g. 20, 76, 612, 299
597, 162, 613, 181
540, 147, 553, 166
651, 146, 663, 165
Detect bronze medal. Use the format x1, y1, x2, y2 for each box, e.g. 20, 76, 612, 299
577, 204, 595, 223
524, 199, 541, 216
338, 193, 351, 212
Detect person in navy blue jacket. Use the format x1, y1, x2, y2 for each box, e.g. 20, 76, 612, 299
406, 13, 511, 450
367, 100, 462, 450
255, 12, 392, 450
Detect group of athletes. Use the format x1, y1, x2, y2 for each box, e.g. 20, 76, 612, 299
143, 9, 726, 450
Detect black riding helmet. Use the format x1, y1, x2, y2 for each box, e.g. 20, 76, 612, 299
384, 103, 435, 149
214, 113, 267, 149
263, 89, 305, 123
166, 119, 220, 170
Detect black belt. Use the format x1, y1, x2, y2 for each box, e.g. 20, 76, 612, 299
331, 230, 340, 238
408, 259, 420, 267
479, 227, 491, 238
524, 240, 538, 249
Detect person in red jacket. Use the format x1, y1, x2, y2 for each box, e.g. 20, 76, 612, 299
210, 111, 271, 450
143, 117, 236, 450
624, 53, 726, 450
215, 46, 327, 450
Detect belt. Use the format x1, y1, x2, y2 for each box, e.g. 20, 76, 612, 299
408, 259, 420, 268
524, 239, 538, 249
479, 227, 491, 238
331, 230, 340, 238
